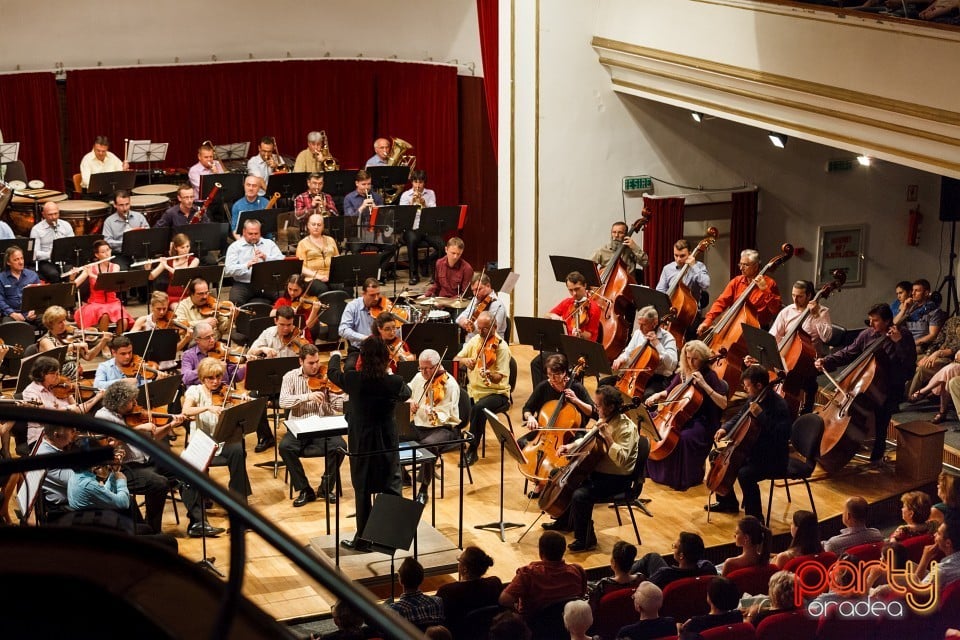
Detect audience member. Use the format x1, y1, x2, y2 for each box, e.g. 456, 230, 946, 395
499, 531, 587, 618
932, 471, 960, 525
386, 557, 445, 629
436, 545, 503, 637
890, 280, 912, 317
488, 611, 531, 640
889, 490, 936, 542
631, 532, 716, 590
587, 540, 643, 610
822, 496, 884, 554
744, 571, 796, 627
720, 516, 771, 576
563, 600, 598, 640
894, 278, 946, 350
679, 577, 742, 634
320, 600, 371, 640
424, 626, 453, 640
615, 582, 676, 640
774, 510, 822, 568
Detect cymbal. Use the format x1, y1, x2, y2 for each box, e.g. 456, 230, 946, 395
443, 298, 470, 309
416, 296, 438, 306
394, 290, 416, 299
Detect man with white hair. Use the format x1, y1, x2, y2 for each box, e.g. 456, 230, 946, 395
615, 581, 676, 640
697, 248, 782, 335
407, 348, 460, 486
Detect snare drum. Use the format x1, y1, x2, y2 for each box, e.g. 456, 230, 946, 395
129, 194, 170, 226
6, 192, 68, 236
426, 309, 451, 323
58, 200, 111, 236
132, 183, 177, 201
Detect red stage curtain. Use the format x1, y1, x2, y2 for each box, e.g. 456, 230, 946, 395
66, 60, 457, 202
0, 73, 64, 191
476, 0, 498, 157
642, 195, 685, 287
729, 188, 759, 277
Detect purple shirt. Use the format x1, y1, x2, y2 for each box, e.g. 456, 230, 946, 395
181, 345, 244, 387
156, 205, 209, 228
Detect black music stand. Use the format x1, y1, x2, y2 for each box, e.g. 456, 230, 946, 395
323, 214, 345, 247
741, 323, 786, 374
121, 227, 172, 262
125, 329, 179, 364
266, 172, 311, 199
214, 397, 267, 443
628, 284, 672, 319
87, 171, 136, 197
379, 205, 418, 296
0, 238, 34, 264
329, 254, 380, 297
21, 283, 75, 317
476, 409, 525, 541
361, 493, 426, 600
559, 335, 613, 378
171, 265, 225, 291
395, 360, 419, 382
17, 346, 67, 394
514, 317, 566, 379
201, 173, 243, 206
403, 323, 460, 360
94, 268, 150, 312
549, 255, 601, 287
367, 166, 409, 194
136, 374, 183, 408
238, 209, 278, 238
51, 235, 103, 270
321, 170, 356, 197
488, 268, 513, 293
246, 356, 300, 477
179, 223, 225, 264
251, 259, 302, 301
420, 206, 464, 238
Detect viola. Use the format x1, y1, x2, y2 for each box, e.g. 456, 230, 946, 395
648, 348, 727, 462
0, 338, 24, 356
124, 403, 180, 428
595, 215, 649, 359
51, 376, 99, 402
155, 310, 190, 332
666, 227, 719, 347
518, 358, 587, 484
309, 364, 343, 395
615, 309, 677, 400
118, 354, 160, 380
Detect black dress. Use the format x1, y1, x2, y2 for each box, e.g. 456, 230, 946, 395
328, 353, 412, 540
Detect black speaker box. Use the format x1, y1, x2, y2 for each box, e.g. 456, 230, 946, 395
940, 176, 960, 221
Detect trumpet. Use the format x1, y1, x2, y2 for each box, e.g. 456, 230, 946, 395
412, 186, 426, 209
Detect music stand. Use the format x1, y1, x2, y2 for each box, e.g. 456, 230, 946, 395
329, 254, 380, 297
488, 268, 513, 293
514, 317, 566, 379
403, 323, 460, 360
559, 335, 613, 378
17, 346, 67, 394
125, 329, 179, 364
420, 206, 464, 238
51, 235, 103, 270
549, 255, 601, 287
0, 238, 33, 264
395, 360, 419, 382
251, 259, 302, 301
238, 209, 278, 238
21, 283, 75, 317
0, 142, 21, 164
214, 142, 249, 163
362, 493, 426, 600
321, 170, 356, 197
246, 356, 300, 476
275, 211, 299, 252
87, 171, 136, 197
136, 374, 183, 408
476, 409, 525, 541
178, 223, 224, 263
323, 214, 345, 246
628, 285, 672, 319
121, 227, 172, 262
93, 269, 151, 324
266, 172, 312, 199
201, 173, 244, 205
379, 205, 418, 296
127, 141, 169, 183
367, 166, 409, 194
741, 323, 786, 374
214, 397, 267, 444
171, 265, 225, 291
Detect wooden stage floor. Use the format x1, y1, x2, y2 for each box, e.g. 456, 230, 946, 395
164, 344, 928, 622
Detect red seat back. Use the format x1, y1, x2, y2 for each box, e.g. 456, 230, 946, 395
900, 533, 934, 564
815, 609, 878, 640
700, 622, 756, 640
592, 587, 638, 640
755, 610, 818, 640
727, 564, 778, 597
843, 541, 884, 562
660, 575, 712, 623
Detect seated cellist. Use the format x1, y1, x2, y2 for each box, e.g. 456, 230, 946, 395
607, 305, 678, 401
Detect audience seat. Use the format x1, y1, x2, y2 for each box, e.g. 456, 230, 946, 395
661, 575, 712, 622
592, 587, 638, 640
783, 551, 837, 574
457, 604, 506, 640
815, 608, 878, 640
700, 622, 756, 639
900, 533, 934, 564
844, 540, 884, 562
755, 610, 818, 640
727, 564, 778, 597
528, 598, 573, 640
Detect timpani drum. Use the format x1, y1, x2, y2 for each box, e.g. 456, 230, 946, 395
6, 192, 68, 237
57, 200, 111, 236
132, 183, 177, 201
129, 194, 170, 226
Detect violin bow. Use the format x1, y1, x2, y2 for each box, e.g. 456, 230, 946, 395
221, 345, 248, 408
414, 347, 449, 407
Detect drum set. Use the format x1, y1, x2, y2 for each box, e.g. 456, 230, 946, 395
391, 293, 470, 325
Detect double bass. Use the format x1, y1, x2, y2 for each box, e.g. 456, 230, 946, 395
595, 216, 649, 360
538, 420, 607, 518
615, 309, 677, 400
666, 227, 718, 346
701, 244, 793, 396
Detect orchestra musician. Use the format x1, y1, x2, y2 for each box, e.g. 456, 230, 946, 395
148, 233, 200, 306
371, 312, 416, 372
29, 201, 74, 283
93, 335, 165, 389
272, 274, 323, 342
456, 273, 508, 342
247, 136, 281, 193
590, 221, 649, 279
328, 336, 412, 553
814, 303, 916, 465
407, 349, 460, 484
645, 340, 728, 491
132, 291, 191, 354
400, 169, 441, 285
338, 277, 382, 360
22, 356, 104, 455
37, 423, 80, 523
542, 385, 641, 553
174, 278, 232, 337
424, 237, 474, 299
156, 183, 210, 228
520, 353, 594, 449
655, 238, 711, 311
94, 379, 183, 535
366, 138, 392, 167
224, 218, 285, 306
188, 141, 225, 199
79, 135, 128, 190
343, 170, 394, 280
230, 175, 269, 240
278, 344, 347, 507
608, 305, 679, 399
455, 311, 511, 467
38, 305, 112, 367
248, 306, 303, 359
706, 365, 791, 521
70, 239, 134, 333
293, 131, 325, 174
180, 356, 254, 536
697, 249, 781, 335
102, 189, 149, 273
296, 212, 340, 295
530, 271, 601, 387
294, 173, 338, 220
0, 245, 41, 324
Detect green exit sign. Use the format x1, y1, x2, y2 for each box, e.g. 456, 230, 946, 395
623, 175, 654, 193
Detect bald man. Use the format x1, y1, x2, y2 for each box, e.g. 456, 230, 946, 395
365, 138, 391, 167
30, 201, 75, 283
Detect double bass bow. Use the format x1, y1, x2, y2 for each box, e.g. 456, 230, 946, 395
595, 216, 649, 360
701, 244, 793, 398
666, 227, 718, 347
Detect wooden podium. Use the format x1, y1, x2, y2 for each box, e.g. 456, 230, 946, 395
895, 420, 946, 483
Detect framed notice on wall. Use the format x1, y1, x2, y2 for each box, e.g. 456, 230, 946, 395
816, 224, 865, 287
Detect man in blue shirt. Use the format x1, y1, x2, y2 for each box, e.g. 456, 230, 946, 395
223, 218, 285, 305
94, 335, 150, 390
230, 175, 269, 240
0, 245, 42, 323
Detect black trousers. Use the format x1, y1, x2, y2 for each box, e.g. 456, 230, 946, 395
402, 230, 444, 275
553, 471, 632, 542
468, 394, 510, 453
715, 462, 780, 519
181, 441, 251, 524
279, 431, 346, 493
122, 461, 171, 534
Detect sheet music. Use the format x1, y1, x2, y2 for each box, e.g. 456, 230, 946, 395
181, 429, 217, 472
500, 272, 520, 295
286, 414, 348, 437
15, 469, 45, 521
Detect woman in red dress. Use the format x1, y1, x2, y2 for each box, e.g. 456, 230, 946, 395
72, 240, 134, 333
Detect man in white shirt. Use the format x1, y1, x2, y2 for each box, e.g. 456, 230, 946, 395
400, 169, 442, 285
247, 306, 302, 359
247, 136, 281, 194
79, 135, 127, 190
29, 201, 74, 283
102, 189, 149, 272
610, 305, 678, 400
223, 218, 285, 306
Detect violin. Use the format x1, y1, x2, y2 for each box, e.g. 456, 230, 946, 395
309, 363, 343, 395
595, 215, 649, 359
467, 292, 494, 329
124, 403, 180, 428
118, 354, 160, 380
291, 295, 327, 314
63, 325, 109, 343
281, 327, 308, 355
211, 384, 249, 408
563, 298, 593, 337
476, 324, 500, 385
198, 296, 251, 318
0, 338, 24, 356
155, 309, 190, 332
369, 295, 410, 323
51, 376, 99, 402
207, 342, 249, 364
385, 336, 414, 367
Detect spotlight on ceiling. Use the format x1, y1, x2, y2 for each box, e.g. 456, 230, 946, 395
857, 155, 872, 166
768, 133, 788, 149
691, 112, 703, 123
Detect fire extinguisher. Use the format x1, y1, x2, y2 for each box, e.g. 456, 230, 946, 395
908, 209, 921, 246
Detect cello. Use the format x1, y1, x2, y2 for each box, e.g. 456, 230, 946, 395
615, 309, 677, 400
518, 358, 588, 485
701, 244, 793, 397
706, 371, 785, 496
595, 216, 649, 360
666, 227, 719, 347
647, 348, 726, 461
775, 270, 845, 416
538, 421, 607, 518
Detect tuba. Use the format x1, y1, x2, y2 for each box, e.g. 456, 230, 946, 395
382, 137, 416, 204
318, 130, 339, 171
